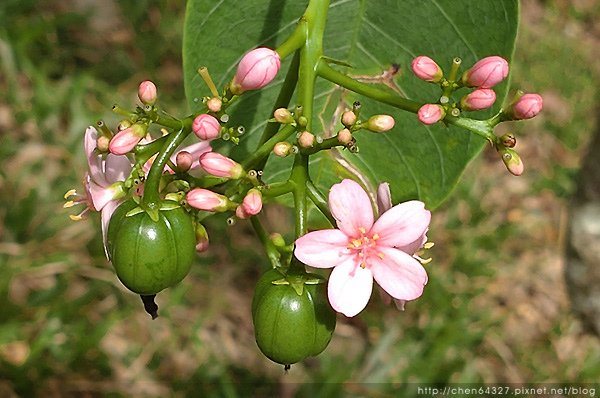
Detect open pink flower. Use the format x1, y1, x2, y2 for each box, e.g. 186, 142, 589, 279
294, 179, 431, 317
65, 127, 132, 256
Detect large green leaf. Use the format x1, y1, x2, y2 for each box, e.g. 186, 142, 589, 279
183, 0, 519, 208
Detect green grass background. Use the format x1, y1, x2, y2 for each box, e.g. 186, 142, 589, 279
1, 0, 599, 397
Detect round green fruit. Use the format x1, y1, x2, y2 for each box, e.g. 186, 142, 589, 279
251, 268, 337, 366
106, 200, 196, 295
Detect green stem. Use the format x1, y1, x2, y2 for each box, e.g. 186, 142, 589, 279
242, 124, 297, 170
300, 136, 342, 155
306, 180, 335, 226
290, 154, 309, 237
142, 121, 191, 208
260, 181, 295, 198
250, 217, 281, 269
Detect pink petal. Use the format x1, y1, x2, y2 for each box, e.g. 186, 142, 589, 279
397, 230, 428, 255
84, 127, 99, 160
87, 181, 115, 211
101, 199, 121, 260
294, 229, 351, 268
371, 247, 428, 301
376, 182, 392, 213
104, 154, 132, 184
371, 200, 430, 248
328, 259, 373, 317
329, 179, 374, 238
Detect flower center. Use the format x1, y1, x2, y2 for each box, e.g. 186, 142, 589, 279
346, 227, 384, 268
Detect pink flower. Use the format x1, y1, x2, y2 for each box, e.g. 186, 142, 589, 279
462, 56, 508, 88
411, 56, 443, 82
65, 127, 132, 256
199, 152, 244, 179
460, 88, 496, 111
417, 104, 445, 125
511, 93, 543, 120
294, 179, 431, 317
186, 188, 230, 212
230, 47, 281, 94
192, 114, 221, 141
138, 80, 157, 105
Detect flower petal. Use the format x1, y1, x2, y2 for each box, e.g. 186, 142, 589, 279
328, 259, 373, 317
294, 229, 351, 268
371, 200, 430, 248
329, 179, 374, 238
371, 247, 428, 301
398, 230, 428, 255
173, 141, 212, 171
104, 154, 132, 184
376, 182, 392, 214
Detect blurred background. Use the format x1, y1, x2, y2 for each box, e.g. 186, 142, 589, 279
1, 0, 599, 396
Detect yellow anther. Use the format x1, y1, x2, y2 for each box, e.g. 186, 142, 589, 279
360, 262, 366, 269
420, 257, 433, 265
358, 227, 366, 234
372, 233, 380, 240
358, 252, 364, 257
63, 200, 75, 208
424, 242, 434, 249
69, 214, 83, 221
377, 252, 385, 260
64, 189, 77, 199
351, 239, 362, 247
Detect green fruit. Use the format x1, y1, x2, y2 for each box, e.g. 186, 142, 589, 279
106, 200, 196, 295
251, 268, 336, 366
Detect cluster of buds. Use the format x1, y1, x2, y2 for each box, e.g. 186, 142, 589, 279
411, 55, 543, 176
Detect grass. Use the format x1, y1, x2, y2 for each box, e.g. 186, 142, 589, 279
1, 0, 599, 397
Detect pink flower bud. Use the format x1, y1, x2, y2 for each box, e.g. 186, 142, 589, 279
175, 151, 193, 172
411, 56, 443, 82
192, 114, 221, 141
497, 146, 524, 176
206, 97, 222, 113
273, 141, 293, 157
195, 223, 209, 253
274, 108, 294, 124
460, 88, 496, 111
511, 93, 543, 120
230, 47, 281, 94
337, 128, 353, 145
417, 104, 446, 125
236, 189, 263, 219
365, 115, 395, 133
96, 135, 110, 153
462, 56, 509, 88
108, 124, 146, 155
298, 131, 315, 148
138, 80, 157, 105
341, 110, 357, 127
187, 188, 230, 212
199, 152, 244, 179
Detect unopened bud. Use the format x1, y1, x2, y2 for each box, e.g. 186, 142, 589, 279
411, 56, 443, 82
195, 223, 209, 253
274, 108, 294, 124
273, 141, 293, 157
186, 188, 231, 212
230, 47, 281, 94
417, 104, 446, 125
462, 56, 509, 88
193, 114, 221, 141
365, 115, 395, 133
206, 97, 222, 113
236, 189, 263, 219
510, 93, 543, 120
199, 152, 244, 179
175, 151, 193, 172
341, 110, 357, 127
138, 80, 157, 105
298, 131, 315, 148
118, 120, 132, 131
337, 128, 353, 145
108, 124, 146, 155
96, 135, 110, 153
460, 88, 496, 111
497, 146, 524, 176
